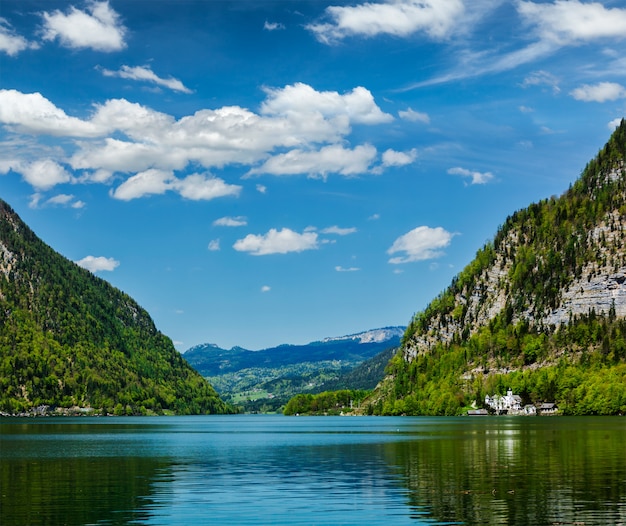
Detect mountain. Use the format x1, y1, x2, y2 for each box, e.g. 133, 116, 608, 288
366, 119, 626, 416
0, 199, 229, 415
184, 327, 404, 412
316, 345, 398, 392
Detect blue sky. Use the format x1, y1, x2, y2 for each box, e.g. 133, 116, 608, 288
1, 0, 626, 351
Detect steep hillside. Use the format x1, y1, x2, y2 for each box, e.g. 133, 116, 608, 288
368, 119, 626, 416
0, 200, 229, 415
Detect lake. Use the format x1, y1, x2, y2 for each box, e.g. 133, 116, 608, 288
1, 415, 625, 525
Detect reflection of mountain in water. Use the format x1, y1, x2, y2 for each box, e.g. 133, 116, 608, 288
386, 418, 626, 525
2, 455, 170, 525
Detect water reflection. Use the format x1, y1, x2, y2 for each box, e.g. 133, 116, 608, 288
386, 417, 626, 525
2, 416, 625, 525
1, 455, 170, 525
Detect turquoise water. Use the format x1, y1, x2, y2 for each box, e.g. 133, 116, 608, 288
2, 415, 625, 525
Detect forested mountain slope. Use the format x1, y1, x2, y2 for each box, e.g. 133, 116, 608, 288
0, 200, 228, 415
367, 119, 626, 416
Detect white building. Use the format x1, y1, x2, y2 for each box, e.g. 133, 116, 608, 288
485, 388, 523, 415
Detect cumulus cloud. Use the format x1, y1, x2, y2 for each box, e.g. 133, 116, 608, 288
208, 239, 220, 251
570, 82, 626, 102
0, 83, 393, 197
0, 90, 102, 137
448, 166, 493, 185
0, 18, 35, 56
75, 255, 120, 273
260, 83, 393, 125
233, 228, 319, 255
19, 159, 72, 190
307, 0, 465, 43
248, 144, 378, 178
382, 148, 417, 167
398, 107, 430, 123
518, 0, 626, 46
387, 226, 454, 264
100, 65, 192, 93
213, 216, 247, 227
40, 1, 127, 52
261, 285, 271, 292
111, 169, 241, 201
175, 173, 242, 201
609, 117, 625, 130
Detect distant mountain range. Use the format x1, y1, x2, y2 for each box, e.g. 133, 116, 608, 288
184, 327, 404, 412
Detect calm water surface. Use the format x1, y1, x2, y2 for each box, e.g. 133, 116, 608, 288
1, 415, 625, 525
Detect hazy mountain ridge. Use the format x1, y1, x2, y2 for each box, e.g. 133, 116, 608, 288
367, 120, 626, 416
0, 200, 228, 415
185, 327, 403, 412
184, 327, 404, 376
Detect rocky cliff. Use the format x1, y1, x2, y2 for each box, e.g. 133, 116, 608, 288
368, 120, 626, 415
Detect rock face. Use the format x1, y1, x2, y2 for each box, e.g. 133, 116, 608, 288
401, 121, 626, 364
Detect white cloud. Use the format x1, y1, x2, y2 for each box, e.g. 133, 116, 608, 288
307, 0, 465, 43
264, 21, 285, 31
521, 70, 561, 93
382, 148, 417, 167
261, 285, 271, 292
0, 90, 102, 137
256, 184, 267, 194
208, 239, 220, 251
0, 84, 394, 196
335, 265, 360, 272
75, 255, 120, 272
321, 226, 357, 235
609, 118, 625, 130
518, 0, 626, 46
570, 82, 626, 102
448, 166, 493, 185
233, 228, 319, 255
111, 169, 241, 201
388, 226, 454, 264
0, 18, 35, 56
19, 159, 72, 190
174, 173, 242, 201
41, 1, 127, 52
398, 108, 430, 123
213, 216, 248, 227
260, 83, 393, 125
248, 144, 377, 178
100, 65, 192, 93
111, 169, 173, 200
46, 193, 86, 208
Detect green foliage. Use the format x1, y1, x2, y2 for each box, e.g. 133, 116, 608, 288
375, 119, 626, 416
0, 200, 230, 415
374, 312, 626, 416
283, 389, 370, 415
